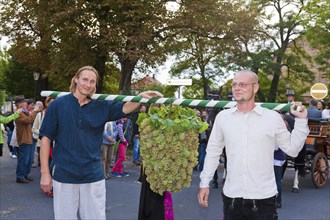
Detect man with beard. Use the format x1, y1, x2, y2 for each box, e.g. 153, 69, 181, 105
198, 70, 309, 220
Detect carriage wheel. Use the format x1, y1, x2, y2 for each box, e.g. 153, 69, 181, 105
311, 152, 329, 188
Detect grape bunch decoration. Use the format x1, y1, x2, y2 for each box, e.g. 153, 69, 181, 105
137, 105, 208, 195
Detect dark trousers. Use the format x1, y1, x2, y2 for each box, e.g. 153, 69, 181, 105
198, 142, 207, 171
16, 143, 34, 179
274, 166, 282, 204
222, 193, 278, 220
138, 165, 165, 220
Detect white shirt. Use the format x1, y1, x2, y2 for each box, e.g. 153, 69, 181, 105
322, 109, 330, 119
200, 105, 309, 199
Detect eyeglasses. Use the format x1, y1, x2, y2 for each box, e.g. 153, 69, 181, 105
231, 82, 257, 88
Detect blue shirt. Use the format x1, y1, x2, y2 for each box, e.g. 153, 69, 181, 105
39, 94, 126, 183
307, 106, 322, 119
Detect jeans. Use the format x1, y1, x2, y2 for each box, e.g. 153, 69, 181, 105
222, 193, 278, 220
133, 137, 140, 162
16, 143, 34, 179
274, 166, 282, 204
198, 142, 207, 171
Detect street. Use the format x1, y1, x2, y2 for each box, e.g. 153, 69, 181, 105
0, 147, 329, 220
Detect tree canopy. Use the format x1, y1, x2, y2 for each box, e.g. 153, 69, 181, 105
0, 0, 328, 101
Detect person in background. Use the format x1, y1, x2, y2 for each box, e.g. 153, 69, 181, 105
4, 110, 18, 158
15, 95, 41, 183
317, 100, 325, 112
307, 99, 322, 119
274, 114, 294, 209
286, 89, 295, 104
32, 99, 51, 168
111, 118, 130, 177
9, 122, 19, 159
0, 108, 23, 156
101, 121, 118, 180
198, 70, 309, 220
321, 101, 330, 119
132, 105, 147, 166
198, 110, 208, 172
27, 99, 36, 113
39, 66, 162, 220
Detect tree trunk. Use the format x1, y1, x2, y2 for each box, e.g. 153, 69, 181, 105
200, 67, 208, 100
94, 52, 107, 93
268, 61, 282, 102
38, 74, 49, 102
119, 57, 138, 95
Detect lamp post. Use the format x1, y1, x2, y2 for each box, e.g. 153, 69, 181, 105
33, 72, 40, 100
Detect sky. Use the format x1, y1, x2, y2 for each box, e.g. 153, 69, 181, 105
0, 36, 9, 49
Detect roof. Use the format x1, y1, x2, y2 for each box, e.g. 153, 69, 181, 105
131, 75, 161, 90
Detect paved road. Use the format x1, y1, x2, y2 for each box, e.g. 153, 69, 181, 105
0, 147, 329, 220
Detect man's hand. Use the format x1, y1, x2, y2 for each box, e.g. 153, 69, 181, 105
16, 108, 23, 114
123, 90, 163, 114
108, 137, 114, 142
198, 188, 209, 207
40, 173, 52, 193
138, 90, 163, 99
290, 102, 308, 119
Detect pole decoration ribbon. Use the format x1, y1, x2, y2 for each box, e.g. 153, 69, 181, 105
41, 91, 291, 112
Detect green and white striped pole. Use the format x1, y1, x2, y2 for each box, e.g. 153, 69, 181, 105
41, 91, 291, 112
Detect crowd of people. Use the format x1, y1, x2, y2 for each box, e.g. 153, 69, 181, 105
0, 67, 329, 220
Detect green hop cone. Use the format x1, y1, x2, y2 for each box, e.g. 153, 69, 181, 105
137, 105, 208, 195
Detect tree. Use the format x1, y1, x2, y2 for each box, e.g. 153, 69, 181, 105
304, 0, 330, 82
2, 56, 35, 98
168, 0, 259, 99
0, 1, 57, 94
222, 0, 318, 102
181, 78, 208, 100
142, 83, 176, 98
251, 0, 317, 102
0, 1, 178, 94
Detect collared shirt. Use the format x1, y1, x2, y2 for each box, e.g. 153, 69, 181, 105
307, 106, 322, 118
39, 93, 126, 184
200, 105, 309, 199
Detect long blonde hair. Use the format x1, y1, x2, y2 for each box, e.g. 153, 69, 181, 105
69, 66, 99, 97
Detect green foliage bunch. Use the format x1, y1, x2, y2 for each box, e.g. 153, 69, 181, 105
137, 105, 208, 195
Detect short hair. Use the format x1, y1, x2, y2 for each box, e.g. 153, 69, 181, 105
235, 70, 259, 83
310, 99, 318, 107
69, 66, 99, 96
27, 99, 36, 105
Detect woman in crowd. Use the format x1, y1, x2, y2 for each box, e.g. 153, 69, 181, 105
321, 101, 330, 119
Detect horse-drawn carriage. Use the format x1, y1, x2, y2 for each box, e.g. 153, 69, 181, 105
286, 118, 329, 190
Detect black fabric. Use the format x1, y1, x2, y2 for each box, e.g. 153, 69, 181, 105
222, 194, 278, 220
138, 165, 165, 220
131, 112, 140, 135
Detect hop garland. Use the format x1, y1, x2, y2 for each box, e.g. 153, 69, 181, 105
137, 105, 208, 195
